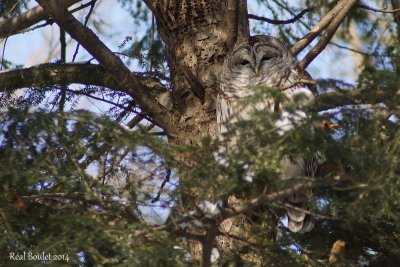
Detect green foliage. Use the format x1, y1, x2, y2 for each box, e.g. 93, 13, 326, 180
1, 0, 400, 265
0, 89, 399, 265
0, 109, 187, 266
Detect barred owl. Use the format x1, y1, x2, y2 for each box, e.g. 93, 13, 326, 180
217, 35, 317, 233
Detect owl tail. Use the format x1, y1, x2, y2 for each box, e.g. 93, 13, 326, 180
286, 193, 314, 233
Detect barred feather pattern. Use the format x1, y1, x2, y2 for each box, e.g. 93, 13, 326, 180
218, 35, 318, 233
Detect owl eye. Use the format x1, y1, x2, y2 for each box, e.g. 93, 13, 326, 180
240, 60, 251, 66
261, 55, 273, 62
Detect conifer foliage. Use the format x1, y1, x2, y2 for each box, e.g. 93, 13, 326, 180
0, 0, 399, 266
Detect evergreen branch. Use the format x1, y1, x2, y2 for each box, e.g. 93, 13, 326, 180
248, 8, 313, 25
222, 177, 341, 219
0, 210, 16, 241
282, 203, 343, 221
298, 0, 359, 69
0, 63, 167, 122
98, 149, 130, 183
0, 0, 82, 40
314, 87, 396, 112
35, 0, 177, 133
217, 231, 275, 258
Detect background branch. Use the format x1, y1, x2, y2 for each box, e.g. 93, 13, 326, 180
0, 0, 82, 39
36, 0, 177, 133
291, 0, 350, 56
248, 8, 313, 25
0, 63, 167, 98
298, 0, 359, 69
357, 3, 400, 13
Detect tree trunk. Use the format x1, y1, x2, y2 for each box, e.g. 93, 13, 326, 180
143, 1, 272, 265
146, 0, 249, 146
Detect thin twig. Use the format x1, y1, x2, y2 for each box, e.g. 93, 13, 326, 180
4, 0, 97, 38
35, 0, 176, 133
248, 8, 313, 25
152, 169, 172, 203
72, 0, 97, 61
357, 3, 400, 13
66, 88, 155, 124
98, 149, 130, 182
58, 28, 67, 112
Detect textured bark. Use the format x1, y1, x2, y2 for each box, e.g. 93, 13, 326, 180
144, 0, 249, 146
143, 1, 254, 264
0, 0, 82, 39
0, 63, 167, 97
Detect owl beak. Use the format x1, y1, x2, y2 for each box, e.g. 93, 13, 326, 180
254, 66, 260, 77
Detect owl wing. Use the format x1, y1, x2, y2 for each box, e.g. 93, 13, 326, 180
217, 92, 275, 147
279, 84, 318, 233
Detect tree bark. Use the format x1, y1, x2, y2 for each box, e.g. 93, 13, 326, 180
144, 0, 249, 146
142, 1, 257, 264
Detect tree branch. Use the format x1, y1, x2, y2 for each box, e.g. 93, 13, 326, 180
0, 0, 82, 39
314, 87, 397, 112
357, 3, 400, 13
291, 0, 353, 56
0, 63, 167, 112
221, 177, 341, 220
298, 0, 359, 69
248, 8, 313, 25
201, 221, 218, 267
35, 0, 177, 133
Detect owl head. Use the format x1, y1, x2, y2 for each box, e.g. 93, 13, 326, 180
220, 35, 299, 98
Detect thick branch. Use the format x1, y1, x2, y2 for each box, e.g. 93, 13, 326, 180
298, 0, 359, 69
0, 0, 82, 39
291, 0, 351, 56
0, 63, 165, 96
35, 0, 177, 133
